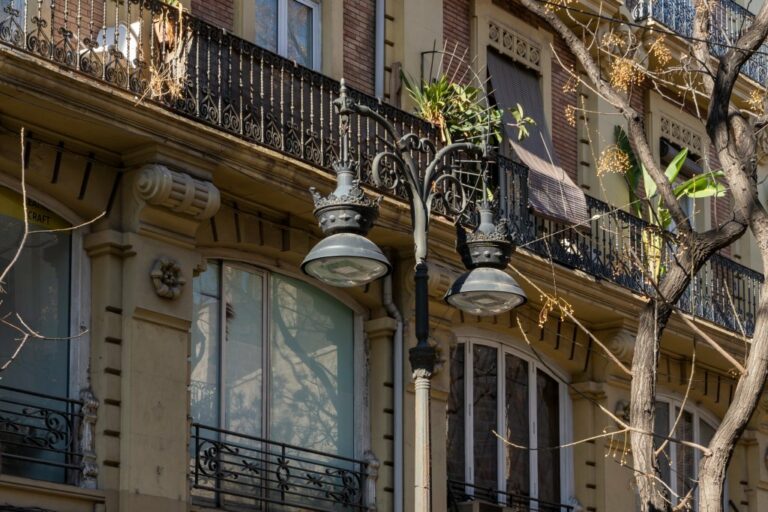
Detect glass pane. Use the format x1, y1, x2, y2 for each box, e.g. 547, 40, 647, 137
255, 0, 278, 51
700, 419, 715, 447
223, 265, 264, 439
473, 344, 498, 495
654, 401, 672, 487
269, 274, 354, 457
536, 369, 560, 507
505, 354, 529, 501
675, 408, 694, 505
447, 344, 465, 487
287, 0, 313, 66
191, 262, 221, 428
0, 188, 71, 483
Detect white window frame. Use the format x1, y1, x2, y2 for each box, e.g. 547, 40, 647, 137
457, 338, 573, 507
191, 259, 366, 458
655, 395, 724, 508
246, 0, 322, 70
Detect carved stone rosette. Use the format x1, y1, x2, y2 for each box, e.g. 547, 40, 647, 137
150, 257, 186, 299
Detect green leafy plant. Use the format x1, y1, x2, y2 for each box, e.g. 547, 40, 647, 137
615, 126, 726, 279
401, 72, 534, 144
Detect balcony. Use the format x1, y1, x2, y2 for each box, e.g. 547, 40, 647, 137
0, 1, 762, 337
190, 423, 373, 511
626, 0, 768, 84
0, 385, 92, 486
448, 480, 576, 512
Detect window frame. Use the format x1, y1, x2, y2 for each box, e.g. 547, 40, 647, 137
190, 258, 367, 459
242, 0, 322, 70
454, 336, 573, 506
654, 394, 723, 508
0, 180, 90, 401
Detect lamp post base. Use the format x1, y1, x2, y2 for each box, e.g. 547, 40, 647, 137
410, 345, 436, 512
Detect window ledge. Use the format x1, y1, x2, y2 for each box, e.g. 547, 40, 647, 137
0, 474, 105, 511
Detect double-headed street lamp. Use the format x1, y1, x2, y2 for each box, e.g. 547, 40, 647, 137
302, 80, 526, 511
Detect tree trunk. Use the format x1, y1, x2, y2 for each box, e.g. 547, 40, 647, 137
697, 211, 768, 511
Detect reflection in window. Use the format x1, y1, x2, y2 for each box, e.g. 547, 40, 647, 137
447, 341, 567, 507
0, 187, 72, 483
654, 399, 719, 509
252, 0, 319, 69
191, 262, 355, 457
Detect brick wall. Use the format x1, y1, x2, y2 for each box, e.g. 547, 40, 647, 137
443, 0, 471, 83
344, 0, 376, 95
191, 0, 234, 32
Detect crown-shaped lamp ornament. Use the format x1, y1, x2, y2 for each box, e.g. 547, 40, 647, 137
301, 80, 392, 287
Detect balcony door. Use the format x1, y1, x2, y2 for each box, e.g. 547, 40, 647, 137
190, 261, 359, 508
0, 186, 73, 483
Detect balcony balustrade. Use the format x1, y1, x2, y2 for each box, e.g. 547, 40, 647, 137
627, 0, 768, 83
502, 157, 763, 336
190, 423, 372, 512
448, 480, 576, 512
0, 0, 762, 336
0, 384, 93, 486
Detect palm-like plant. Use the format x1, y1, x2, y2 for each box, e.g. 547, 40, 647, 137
401, 72, 533, 145
616, 127, 726, 279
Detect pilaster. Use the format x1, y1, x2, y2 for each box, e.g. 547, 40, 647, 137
87, 163, 219, 512
365, 316, 398, 512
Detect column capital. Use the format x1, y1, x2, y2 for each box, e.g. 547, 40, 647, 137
365, 316, 398, 340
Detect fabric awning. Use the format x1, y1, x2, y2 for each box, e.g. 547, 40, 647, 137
487, 50, 589, 227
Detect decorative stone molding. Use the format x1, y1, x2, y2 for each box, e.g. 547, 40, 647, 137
79, 387, 99, 489
488, 20, 542, 72
135, 164, 220, 220
150, 257, 186, 299
598, 327, 636, 363
660, 114, 704, 155
363, 450, 380, 511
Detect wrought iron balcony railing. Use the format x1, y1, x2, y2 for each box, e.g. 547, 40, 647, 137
0, 2, 762, 336
190, 423, 372, 512
0, 384, 93, 486
502, 157, 763, 336
0, 0, 435, 186
448, 480, 576, 512
627, 0, 768, 83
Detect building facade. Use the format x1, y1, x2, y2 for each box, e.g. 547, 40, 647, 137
0, 1, 766, 511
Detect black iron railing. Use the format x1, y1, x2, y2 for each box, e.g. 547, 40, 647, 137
0, 1, 762, 336
502, 157, 763, 336
0, 384, 84, 484
448, 480, 575, 512
627, 0, 768, 83
190, 423, 368, 511
0, 0, 435, 187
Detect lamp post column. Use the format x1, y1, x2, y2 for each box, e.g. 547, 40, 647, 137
410, 261, 435, 511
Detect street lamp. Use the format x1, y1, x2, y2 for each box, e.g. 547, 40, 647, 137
302, 79, 526, 511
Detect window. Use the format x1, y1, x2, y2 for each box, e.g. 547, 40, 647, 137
0, 186, 74, 483
190, 261, 356, 456
447, 340, 571, 510
654, 399, 719, 509
253, 0, 321, 69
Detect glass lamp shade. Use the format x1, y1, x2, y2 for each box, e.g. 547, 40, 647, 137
445, 267, 527, 316
302, 232, 392, 287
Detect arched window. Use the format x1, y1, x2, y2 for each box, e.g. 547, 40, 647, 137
0, 186, 75, 483
654, 397, 720, 509
190, 261, 361, 508
447, 338, 572, 510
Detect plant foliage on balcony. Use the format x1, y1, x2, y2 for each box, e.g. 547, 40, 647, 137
401, 72, 533, 145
